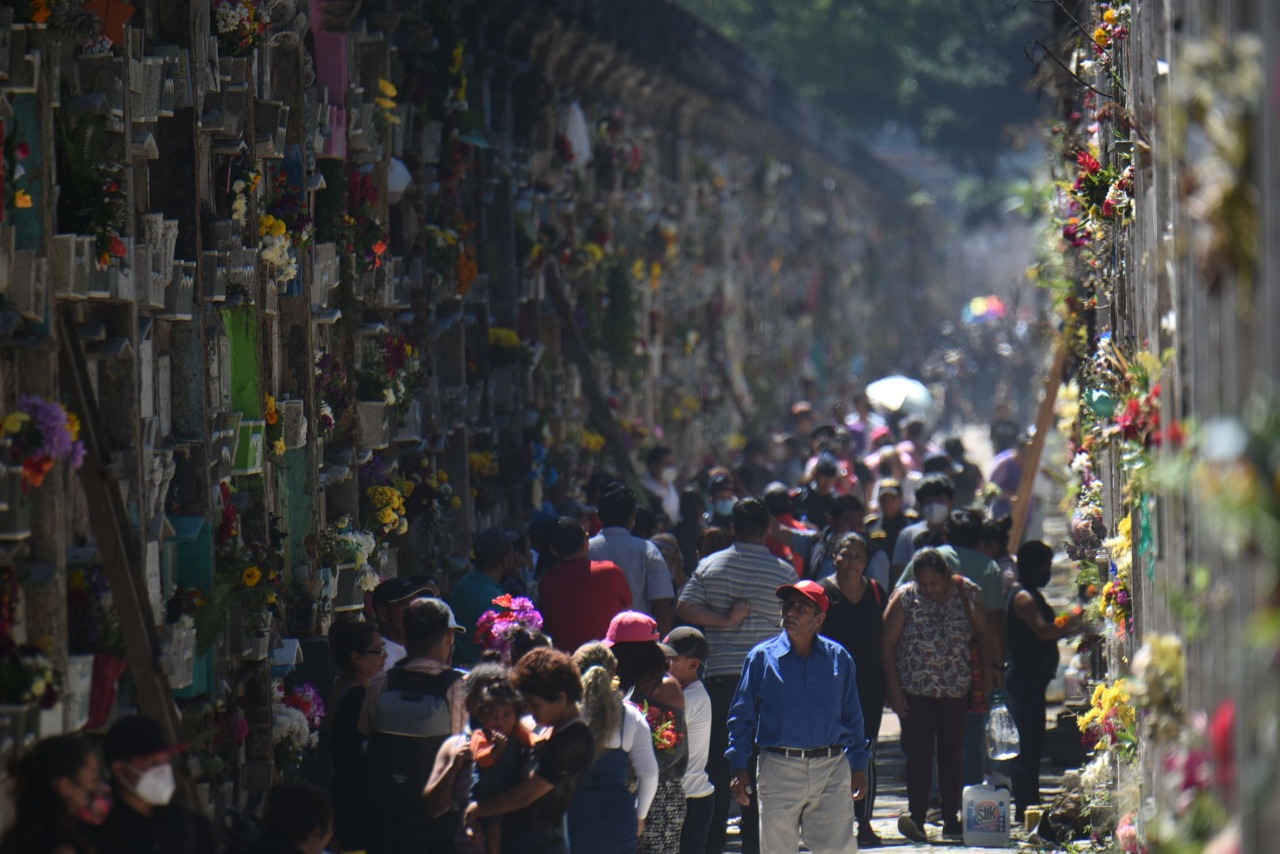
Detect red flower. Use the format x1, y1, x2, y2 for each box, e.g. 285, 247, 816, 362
109, 235, 127, 257
1076, 150, 1101, 175
1102, 198, 1116, 218
15, 142, 29, 160
21, 455, 54, 490
492, 594, 514, 610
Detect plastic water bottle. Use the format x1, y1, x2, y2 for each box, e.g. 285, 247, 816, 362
985, 694, 1020, 762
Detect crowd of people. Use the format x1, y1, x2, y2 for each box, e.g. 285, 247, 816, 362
0, 398, 1071, 853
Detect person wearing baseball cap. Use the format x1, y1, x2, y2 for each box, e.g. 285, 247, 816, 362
664, 627, 715, 854
726, 579, 870, 854
371, 576, 437, 670
358, 597, 467, 852
95, 715, 216, 854
605, 611, 687, 853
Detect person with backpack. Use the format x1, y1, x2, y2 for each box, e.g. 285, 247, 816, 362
359, 597, 467, 853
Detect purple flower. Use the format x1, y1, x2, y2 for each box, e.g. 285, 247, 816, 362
69, 441, 86, 470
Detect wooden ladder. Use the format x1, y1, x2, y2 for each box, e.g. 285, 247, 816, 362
56, 309, 202, 807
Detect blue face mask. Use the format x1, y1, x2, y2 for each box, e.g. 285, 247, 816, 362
713, 499, 736, 517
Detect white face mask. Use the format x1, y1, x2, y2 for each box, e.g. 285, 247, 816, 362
129, 763, 176, 807
923, 502, 950, 525
661, 466, 678, 484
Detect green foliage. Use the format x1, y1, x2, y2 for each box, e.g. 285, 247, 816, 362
679, 0, 1050, 167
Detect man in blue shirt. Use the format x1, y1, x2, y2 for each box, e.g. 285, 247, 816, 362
727, 579, 870, 854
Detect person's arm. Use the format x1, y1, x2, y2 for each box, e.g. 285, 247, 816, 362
881, 590, 908, 717
685, 687, 712, 785
838, 652, 870, 801
423, 735, 469, 818
727, 654, 760, 805
1013, 589, 1073, 641
652, 674, 686, 709
468, 773, 555, 818
624, 703, 660, 820
645, 545, 677, 634
651, 598, 675, 637
966, 587, 993, 695
675, 571, 750, 628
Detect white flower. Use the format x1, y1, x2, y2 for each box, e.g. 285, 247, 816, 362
383, 387, 396, 406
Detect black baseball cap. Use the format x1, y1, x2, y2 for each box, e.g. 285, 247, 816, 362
104, 715, 187, 765
371, 577, 434, 609
663, 626, 709, 662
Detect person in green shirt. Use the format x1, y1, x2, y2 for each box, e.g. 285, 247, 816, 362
450, 528, 518, 665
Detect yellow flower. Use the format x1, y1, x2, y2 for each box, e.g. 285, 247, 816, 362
378, 506, 395, 525
1102, 9, 1117, 24
438, 472, 448, 484
449, 44, 464, 74
14, 190, 33, 209
2, 412, 30, 434
376, 97, 397, 110
242, 566, 263, 587
378, 78, 398, 98
266, 593, 277, 605
583, 243, 605, 263
271, 438, 286, 457
451, 496, 462, 508
1093, 26, 1110, 46
66, 412, 81, 441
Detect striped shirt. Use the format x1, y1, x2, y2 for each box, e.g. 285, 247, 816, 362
677, 542, 797, 678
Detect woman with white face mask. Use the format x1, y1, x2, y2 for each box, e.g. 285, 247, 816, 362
95, 715, 218, 854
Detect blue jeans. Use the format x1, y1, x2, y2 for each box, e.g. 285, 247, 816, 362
680, 794, 713, 854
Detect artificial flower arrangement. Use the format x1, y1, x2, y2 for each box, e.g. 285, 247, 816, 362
469, 450, 499, 479
357, 333, 423, 413
316, 517, 381, 594
1079, 677, 1137, 762
315, 352, 352, 433
227, 158, 262, 226
487, 327, 529, 366
475, 595, 542, 662
263, 394, 286, 460
0, 642, 59, 709
372, 78, 402, 139
344, 171, 388, 274
56, 115, 129, 269
67, 565, 126, 659
213, 0, 269, 57
2, 128, 36, 215
633, 700, 682, 751
366, 483, 410, 538
272, 683, 323, 780
258, 213, 299, 283
266, 166, 314, 247
190, 702, 250, 785
2, 396, 87, 491
402, 463, 460, 536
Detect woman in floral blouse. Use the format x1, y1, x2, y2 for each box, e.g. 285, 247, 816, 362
882, 548, 989, 844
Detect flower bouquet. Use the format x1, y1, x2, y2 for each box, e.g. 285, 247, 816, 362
213, 0, 269, 57
0, 642, 60, 710
272, 683, 321, 780
2, 397, 86, 491
357, 333, 423, 413
366, 483, 409, 538
475, 596, 543, 661
315, 352, 353, 433
1079, 677, 1136, 761
633, 700, 683, 751
488, 327, 529, 367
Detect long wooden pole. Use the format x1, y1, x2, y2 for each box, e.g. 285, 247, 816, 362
1009, 342, 1069, 547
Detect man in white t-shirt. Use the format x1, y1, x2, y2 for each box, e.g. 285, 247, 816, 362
665, 627, 714, 854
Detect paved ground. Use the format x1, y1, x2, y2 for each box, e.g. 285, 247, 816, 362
720, 711, 1070, 851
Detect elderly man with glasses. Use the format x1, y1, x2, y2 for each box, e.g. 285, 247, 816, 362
727, 580, 870, 854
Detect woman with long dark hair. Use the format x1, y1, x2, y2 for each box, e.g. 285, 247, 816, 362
607, 612, 687, 854
0, 735, 102, 854
325, 619, 385, 850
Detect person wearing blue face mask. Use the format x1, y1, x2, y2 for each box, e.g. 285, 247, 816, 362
95, 715, 217, 854
705, 475, 738, 530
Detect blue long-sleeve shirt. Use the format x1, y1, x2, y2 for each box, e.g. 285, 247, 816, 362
726, 632, 870, 773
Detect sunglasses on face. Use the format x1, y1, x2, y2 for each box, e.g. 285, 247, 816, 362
779, 599, 815, 614
361, 646, 388, 656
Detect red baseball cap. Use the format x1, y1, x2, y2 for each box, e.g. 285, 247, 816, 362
604, 611, 676, 654
775, 580, 830, 614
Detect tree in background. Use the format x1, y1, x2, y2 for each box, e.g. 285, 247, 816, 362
679, 0, 1049, 169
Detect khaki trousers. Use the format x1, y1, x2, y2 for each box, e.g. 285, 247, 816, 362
756, 751, 857, 854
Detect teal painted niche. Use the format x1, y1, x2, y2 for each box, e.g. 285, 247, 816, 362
166, 515, 215, 698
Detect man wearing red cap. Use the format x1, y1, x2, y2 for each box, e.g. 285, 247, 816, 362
727, 580, 870, 854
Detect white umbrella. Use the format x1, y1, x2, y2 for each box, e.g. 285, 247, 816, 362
865, 375, 934, 417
